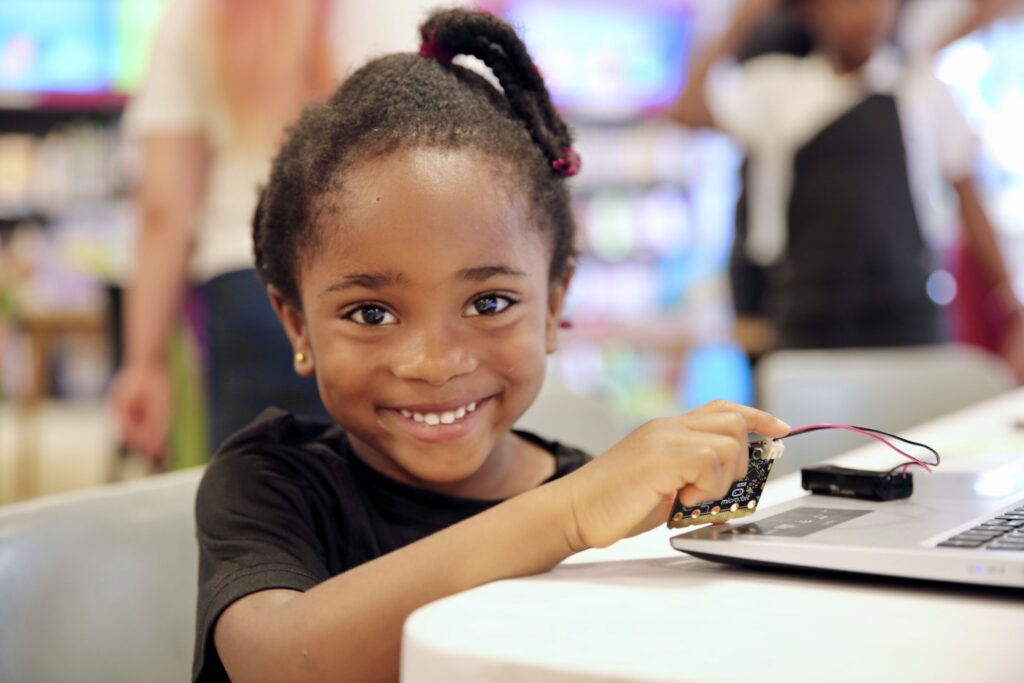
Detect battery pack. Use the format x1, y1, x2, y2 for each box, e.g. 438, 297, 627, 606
800, 465, 913, 501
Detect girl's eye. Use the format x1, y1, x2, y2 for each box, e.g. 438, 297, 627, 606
345, 305, 397, 326
466, 293, 515, 317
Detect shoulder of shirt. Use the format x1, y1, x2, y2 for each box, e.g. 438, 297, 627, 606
513, 428, 593, 474
205, 408, 343, 473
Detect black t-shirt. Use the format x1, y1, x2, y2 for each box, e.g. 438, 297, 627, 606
193, 408, 591, 682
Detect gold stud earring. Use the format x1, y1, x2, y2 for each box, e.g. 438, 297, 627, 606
294, 351, 306, 363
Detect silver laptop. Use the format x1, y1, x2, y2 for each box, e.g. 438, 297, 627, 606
670, 449, 1024, 589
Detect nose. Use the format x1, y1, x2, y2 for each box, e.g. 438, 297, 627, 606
391, 322, 478, 386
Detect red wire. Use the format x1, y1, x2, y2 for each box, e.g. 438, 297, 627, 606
786, 423, 933, 473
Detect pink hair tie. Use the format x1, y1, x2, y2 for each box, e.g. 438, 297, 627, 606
418, 30, 456, 63
551, 146, 581, 178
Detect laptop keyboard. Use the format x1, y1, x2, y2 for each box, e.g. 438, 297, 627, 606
937, 503, 1024, 551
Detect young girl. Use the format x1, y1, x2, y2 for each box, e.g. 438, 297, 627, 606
193, 9, 790, 683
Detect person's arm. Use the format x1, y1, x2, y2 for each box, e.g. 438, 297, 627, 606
214, 403, 791, 683
955, 178, 1013, 292
109, 134, 208, 461
954, 177, 1024, 380
665, 0, 781, 129
937, 0, 1018, 49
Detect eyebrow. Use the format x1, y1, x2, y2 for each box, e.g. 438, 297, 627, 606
319, 272, 405, 298
458, 265, 528, 281
318, 265, 526, 298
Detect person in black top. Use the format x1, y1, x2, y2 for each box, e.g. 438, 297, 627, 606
194, 9, 790, 683
669, 0, 1024, 374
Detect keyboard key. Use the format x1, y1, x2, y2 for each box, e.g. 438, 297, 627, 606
965, 528, 1006, 537
948, 534, 993, 543
939, 539, 987, 548
985, 544, 1024, 552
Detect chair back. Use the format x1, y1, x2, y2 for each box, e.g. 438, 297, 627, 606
0, 468, 203, 683
756, 344, 1015, 475
516, 379, 628, 457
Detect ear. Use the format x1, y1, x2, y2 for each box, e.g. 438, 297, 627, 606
544, 266, 575, 354
267, 285, 316, 377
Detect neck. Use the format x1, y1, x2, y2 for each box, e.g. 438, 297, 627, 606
346, 432, 553, 500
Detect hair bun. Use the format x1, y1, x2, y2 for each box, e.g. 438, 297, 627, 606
417, 7, 577, 180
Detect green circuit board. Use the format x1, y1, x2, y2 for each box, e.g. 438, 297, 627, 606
667, 439, 785, 529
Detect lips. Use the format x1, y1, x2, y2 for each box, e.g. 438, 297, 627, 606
384, 395, 494, 443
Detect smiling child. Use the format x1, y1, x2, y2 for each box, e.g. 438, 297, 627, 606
193, 9, 790, 683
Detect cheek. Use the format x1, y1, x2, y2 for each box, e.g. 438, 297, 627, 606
306, 331, 383, 408
490, 315, 550, 387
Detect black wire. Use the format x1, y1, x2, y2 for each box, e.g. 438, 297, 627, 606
780, 424, 940, 473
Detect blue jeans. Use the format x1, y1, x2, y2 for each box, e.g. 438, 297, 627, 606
200, 269, 328, 452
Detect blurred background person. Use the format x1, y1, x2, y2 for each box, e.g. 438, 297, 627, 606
110, 0, 341, 466
668, 0, 1024, 380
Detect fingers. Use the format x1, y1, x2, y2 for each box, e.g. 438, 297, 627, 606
110, 375, 171, 466
121, 401, 169, 465
688, 399, 790, 439
673, 411, 749, 481
678, 429, 746, 487
679, 483, 721, 508
679, 445, 726, 499
660, 401, 789, 505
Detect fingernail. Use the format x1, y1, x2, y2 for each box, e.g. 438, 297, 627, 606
776, 417, 791, 431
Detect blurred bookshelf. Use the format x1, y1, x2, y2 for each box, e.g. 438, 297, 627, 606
488, 0, 753, 425
0, 1, 167, 498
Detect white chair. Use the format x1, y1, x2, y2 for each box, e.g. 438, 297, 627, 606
515, 379, 629, 457
0, 468, 203, 683
756, 344, 1015, 475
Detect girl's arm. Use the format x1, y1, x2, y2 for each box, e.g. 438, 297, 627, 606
214, 402, 790, 683
109, 134, 208, 462
666, 0, 781, 129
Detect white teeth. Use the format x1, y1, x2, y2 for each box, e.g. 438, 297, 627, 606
400, 400, 482, 426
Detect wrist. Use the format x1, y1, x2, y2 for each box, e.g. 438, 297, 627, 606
544, 476, 591, 555
123, 352, 169, 372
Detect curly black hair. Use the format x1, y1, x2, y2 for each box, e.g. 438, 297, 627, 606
254, 8, 579, 307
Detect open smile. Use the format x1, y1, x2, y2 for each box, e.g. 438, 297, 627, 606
384, 396, 495, 443
399, 399, 479, 426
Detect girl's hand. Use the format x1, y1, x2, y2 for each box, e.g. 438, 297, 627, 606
557, 400, 790, 550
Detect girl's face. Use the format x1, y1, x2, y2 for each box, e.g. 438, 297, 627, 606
272, 147, 570, 495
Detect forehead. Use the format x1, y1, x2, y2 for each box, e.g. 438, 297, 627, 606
305, 147, 548, 285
